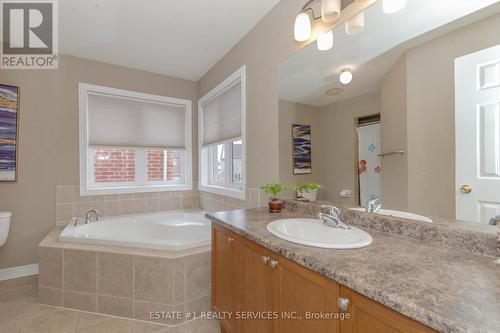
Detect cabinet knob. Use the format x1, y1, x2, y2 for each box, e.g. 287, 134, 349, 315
337, 297, 350, 311
261, 256, 270, 265
228, 237, 234, 243
270, 259, 279, 269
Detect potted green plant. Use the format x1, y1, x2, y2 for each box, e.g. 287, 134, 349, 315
261, 183, 285, 213
296, 183, 322, 202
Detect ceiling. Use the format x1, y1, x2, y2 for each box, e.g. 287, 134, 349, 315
59, 0, 280, 81
279, 0, 500, 107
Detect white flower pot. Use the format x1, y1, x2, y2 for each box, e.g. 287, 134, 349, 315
297, 190, 318, 201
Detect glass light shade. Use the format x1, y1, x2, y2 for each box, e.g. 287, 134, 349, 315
345, 12, 364, 35
294, 12, 312, 42
321, 0, 341, 23
339, 69, 353, 85
317, 31, 333, 51
383, 0, 407, 14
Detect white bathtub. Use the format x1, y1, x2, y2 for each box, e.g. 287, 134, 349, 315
59, 210, 211, 250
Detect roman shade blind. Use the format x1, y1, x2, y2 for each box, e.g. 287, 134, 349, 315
88, 93, 187, 148
202, 81, 242, 146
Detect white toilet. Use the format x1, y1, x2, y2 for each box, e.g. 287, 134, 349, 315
0, 212, 11, 247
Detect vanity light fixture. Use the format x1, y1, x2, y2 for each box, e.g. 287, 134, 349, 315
317, 30, 334, 51
345, 12, 364, 35
383, 0, 407, 14
339, 69, 353, 85
321, 0, 341, 23
293, 0, 404, 52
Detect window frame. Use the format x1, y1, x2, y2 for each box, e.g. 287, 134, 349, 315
198, 66, 246, 200
79, 83, 192, 196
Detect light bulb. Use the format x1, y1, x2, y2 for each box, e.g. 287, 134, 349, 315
294, 12, 312, 42
339, 69, 353, 85
317, 31, 333, 51
383, 0, 407, 14
345, 12, 364, 35
321, 0, 341, 23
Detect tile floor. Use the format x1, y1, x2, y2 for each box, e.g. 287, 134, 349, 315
0, 275, 220, 333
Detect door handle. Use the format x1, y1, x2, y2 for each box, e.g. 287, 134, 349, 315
227, 237, 234, 243
270, 259, 279, 269
460, 185, 472, 194
261, 256, 270, 265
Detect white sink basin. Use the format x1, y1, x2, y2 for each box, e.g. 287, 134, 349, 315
266, 218, 373, 249
350, 208, 433, 223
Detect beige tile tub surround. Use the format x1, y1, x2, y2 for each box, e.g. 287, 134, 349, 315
55, 185, 198, 225
38, 236, 212, 326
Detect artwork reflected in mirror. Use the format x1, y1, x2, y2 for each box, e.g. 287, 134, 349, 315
292, 124, 312, 175
0, 84, 19, 182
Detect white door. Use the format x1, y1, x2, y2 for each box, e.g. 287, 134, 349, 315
455, 44, 500, 224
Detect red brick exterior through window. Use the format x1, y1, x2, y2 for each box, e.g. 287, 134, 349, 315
147, 150, 165, 181
94, 149, 135, 182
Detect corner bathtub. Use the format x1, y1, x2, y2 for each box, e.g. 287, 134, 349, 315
59, 210, 211, 251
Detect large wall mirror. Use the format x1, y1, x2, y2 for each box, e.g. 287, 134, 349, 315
278, 0, 500, 225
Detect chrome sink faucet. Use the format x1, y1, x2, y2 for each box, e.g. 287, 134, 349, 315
318, 205, 349, 230
366, 198, 381, 213
85, 209, 101, 224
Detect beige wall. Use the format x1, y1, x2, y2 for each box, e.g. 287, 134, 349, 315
278, 100, 320, 192
379, 54, 408, 211
0, 54, 197, 269
317, 92, 380, 204
406, 13, 500, 218
197, 0, 306, 189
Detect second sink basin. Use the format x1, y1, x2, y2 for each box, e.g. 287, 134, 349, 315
266, 218, 373, 249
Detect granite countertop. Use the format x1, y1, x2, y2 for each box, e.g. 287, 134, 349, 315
206, 208, 500, 333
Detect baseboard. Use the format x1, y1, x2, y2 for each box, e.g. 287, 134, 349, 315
0, 263, 39, 281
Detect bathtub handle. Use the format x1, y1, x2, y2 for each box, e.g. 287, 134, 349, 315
261, 256, 270, 265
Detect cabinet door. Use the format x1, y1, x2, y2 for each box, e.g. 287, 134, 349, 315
274, 256, 338, 333
239, 240, 276, 333
338, 287, 435, 333
212, 225, 238, 333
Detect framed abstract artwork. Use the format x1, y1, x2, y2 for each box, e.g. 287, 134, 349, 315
292, 124, 312, 175
0, 84, 19, 182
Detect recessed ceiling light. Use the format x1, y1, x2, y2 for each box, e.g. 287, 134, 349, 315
339, 69, 353, 85
326, 87, 344, 96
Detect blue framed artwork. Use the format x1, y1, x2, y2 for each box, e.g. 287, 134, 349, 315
292, 124, 311, 175
0, 84, 19, 182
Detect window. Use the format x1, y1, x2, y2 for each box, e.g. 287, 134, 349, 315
198, 66, 245, 199
79, 83, 192, 195
207, 139, 242, 188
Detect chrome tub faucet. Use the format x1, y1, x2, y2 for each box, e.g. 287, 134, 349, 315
85, 209, 101, 224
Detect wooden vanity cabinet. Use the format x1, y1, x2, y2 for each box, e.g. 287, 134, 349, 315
212, 224, 239, 333
338, 287, 435, 333
273, 254, 338, 333
212, 224, 435, 333
239, 238, 277, 333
